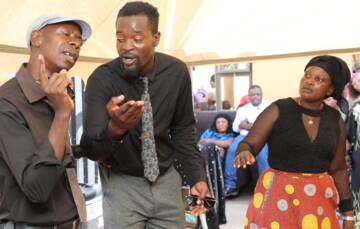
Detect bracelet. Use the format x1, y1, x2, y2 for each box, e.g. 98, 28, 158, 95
342, 215, 356, 221
339, 198, 354, 212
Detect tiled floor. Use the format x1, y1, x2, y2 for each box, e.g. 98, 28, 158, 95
220, 193, 252, 229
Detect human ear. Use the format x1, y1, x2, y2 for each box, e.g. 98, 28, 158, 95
326, 85, 334, 96
153, 32, 161, 47
30, 31, 42, 48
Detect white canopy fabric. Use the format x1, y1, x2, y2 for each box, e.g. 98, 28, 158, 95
1, 0, 360, 64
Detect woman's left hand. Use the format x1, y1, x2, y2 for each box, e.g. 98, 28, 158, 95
233, 150, 255, 168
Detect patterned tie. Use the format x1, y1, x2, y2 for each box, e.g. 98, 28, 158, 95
141, 77, 159, 182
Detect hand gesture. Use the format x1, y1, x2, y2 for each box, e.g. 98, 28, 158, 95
239, 118, 252, 130
233, 150, 256, 168
189, 181, 211, 216
106, 95, 144, 138
38, 54, 74, 116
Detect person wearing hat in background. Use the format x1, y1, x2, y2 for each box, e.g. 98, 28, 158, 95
233, 55, 355, 229
0, 14, 91, 228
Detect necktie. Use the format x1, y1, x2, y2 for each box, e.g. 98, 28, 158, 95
66, 143, 87, 223
141, 77, 159, 182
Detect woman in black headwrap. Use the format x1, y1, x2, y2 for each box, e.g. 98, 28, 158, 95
233, 55, 354, 229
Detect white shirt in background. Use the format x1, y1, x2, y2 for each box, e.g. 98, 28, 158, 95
232, 100, 271, 136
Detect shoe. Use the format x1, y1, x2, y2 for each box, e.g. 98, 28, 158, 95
225, 187, 239, 198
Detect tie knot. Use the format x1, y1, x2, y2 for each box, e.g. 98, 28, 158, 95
142, 76, 148, 86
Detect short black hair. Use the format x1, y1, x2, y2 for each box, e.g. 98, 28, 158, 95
210, 74, 215, 82
210, 113, 233, 133
248, 85, 261, 92
117, 1, 159, 34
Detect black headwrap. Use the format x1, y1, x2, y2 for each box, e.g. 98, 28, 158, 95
305, 55, 350, 101
305, 55, 350, 114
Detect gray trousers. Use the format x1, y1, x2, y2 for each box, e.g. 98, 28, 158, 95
101, 166, 185, 229
0, 219, 80, 229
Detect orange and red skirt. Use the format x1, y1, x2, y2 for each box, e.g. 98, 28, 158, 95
244, 168, 340, 229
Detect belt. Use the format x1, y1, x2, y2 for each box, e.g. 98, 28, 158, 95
0, 218, 81, 229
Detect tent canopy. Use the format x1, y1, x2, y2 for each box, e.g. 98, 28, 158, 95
2, 0, 360, 64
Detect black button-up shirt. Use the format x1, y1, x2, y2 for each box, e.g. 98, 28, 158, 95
81, 52, 206, 186
0, 65, 78, 224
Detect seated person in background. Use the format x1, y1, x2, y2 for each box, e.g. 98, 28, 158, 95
200, 113, 235, 162
222, 100, 232, 110
198, 113, 234, 226
224, 85, 270, 197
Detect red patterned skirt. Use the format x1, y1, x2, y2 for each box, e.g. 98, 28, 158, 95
244, 168, 340, 229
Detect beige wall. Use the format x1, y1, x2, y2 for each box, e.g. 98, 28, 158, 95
0, 51, 355, 101
251, 53, 353, 102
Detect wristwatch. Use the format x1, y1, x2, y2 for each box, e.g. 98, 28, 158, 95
342, 215, 356, 221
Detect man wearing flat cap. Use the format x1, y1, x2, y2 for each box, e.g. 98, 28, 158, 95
0, 14, 91, 228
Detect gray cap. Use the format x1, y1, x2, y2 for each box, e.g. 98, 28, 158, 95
26, 14, 92, 50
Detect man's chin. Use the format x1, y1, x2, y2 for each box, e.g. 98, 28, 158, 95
120, 62, 140, 80
53, 63, 73, 73
122, 67, 140, 80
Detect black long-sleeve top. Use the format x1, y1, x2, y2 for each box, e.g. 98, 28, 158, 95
80, 52, 206, 186
237, 98, 350, 202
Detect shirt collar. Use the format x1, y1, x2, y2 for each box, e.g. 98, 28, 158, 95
16, 64, 46, 104
142, 53, 158, 82
251, 101, 264, 109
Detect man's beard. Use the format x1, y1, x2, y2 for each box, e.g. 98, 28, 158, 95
119, 56, 141, 81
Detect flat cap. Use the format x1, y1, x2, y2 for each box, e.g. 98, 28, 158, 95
26, 14, 91, 50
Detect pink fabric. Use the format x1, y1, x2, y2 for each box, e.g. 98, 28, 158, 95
239, 95, 249, 106
352, 72, 360, 79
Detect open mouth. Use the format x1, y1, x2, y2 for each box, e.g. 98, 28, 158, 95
62, 48, 78, 64
301, 87, 312, 93
122, 56, 137, 66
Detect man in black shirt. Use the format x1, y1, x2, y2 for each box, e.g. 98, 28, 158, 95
0, 15, 91, 228
80, 1, 209, 228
